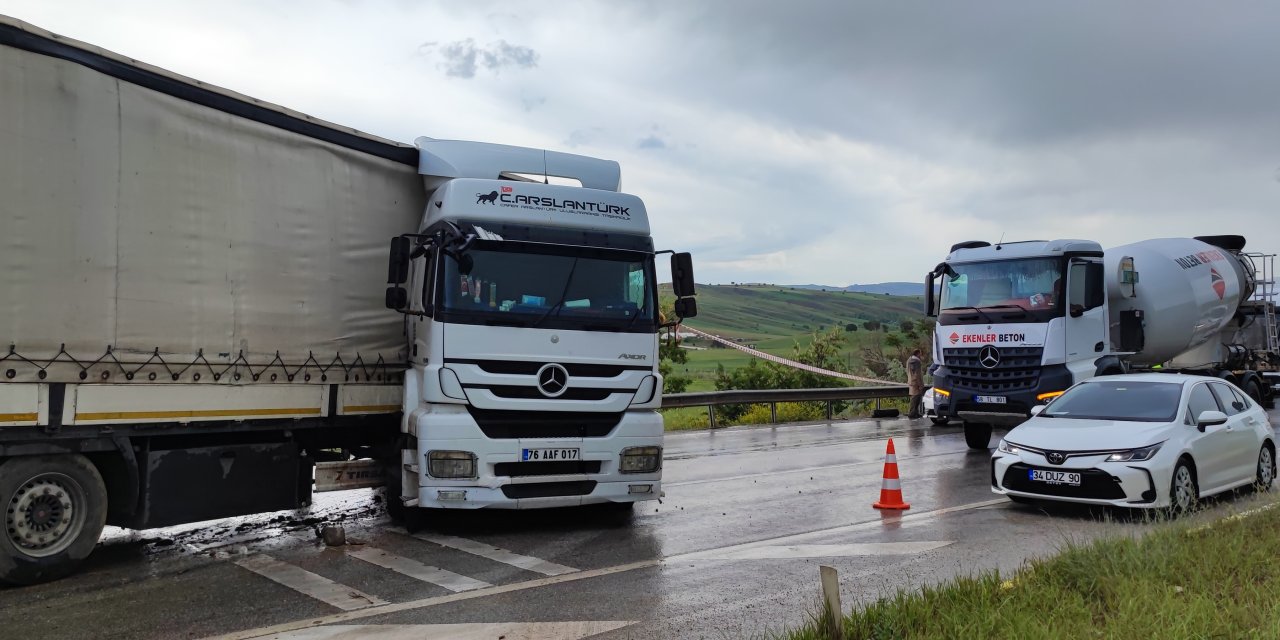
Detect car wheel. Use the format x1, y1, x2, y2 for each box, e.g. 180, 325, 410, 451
0, 455, 108, 586
963, 422, 993, 450
930, 417, 950, 426
1168, 460, 1198, 515
1256, 445, 1275, 492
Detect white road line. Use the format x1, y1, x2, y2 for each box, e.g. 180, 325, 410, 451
690, 540, 953, 561
410, 533, 578, 576
666, 450, 965, 487
204, 560, 659, 640
345, 546, 491, 592
260, 621, 635, 639
234, 554, 388, 611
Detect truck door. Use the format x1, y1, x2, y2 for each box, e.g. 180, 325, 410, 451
1063, 259, 1107, 365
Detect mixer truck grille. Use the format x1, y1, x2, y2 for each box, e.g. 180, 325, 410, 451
943, 347, 1044, 393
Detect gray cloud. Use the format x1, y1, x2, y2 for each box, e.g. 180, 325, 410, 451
636, 135, 666, 150
421, 38, 538, 78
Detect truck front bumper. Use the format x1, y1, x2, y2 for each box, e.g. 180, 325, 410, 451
409, 405, 663, 509
934, 364, 1074, 426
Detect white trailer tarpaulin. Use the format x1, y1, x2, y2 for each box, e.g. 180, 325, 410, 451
0, 17, 424, 385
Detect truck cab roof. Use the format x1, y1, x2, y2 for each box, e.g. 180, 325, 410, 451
947, 239, 1103, 263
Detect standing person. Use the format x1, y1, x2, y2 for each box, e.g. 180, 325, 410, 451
906, 349, 925, 419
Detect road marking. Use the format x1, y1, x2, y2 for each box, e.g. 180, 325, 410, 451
670, 498, 1007, 562
666, 449, 970, 487
210, 498, 1003, 640
410, 533, 578, 576
234, 554, 388, 611
345, 546, 492, 592
689, 540, 953, 560
258, 621, 635, 639
204, 560, 659, 640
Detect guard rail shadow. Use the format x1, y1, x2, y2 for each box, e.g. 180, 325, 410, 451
662, 385, 910, 428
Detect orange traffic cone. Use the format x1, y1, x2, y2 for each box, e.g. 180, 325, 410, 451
872, 438, 911, 510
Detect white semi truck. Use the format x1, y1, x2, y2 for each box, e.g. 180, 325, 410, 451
924, 235, 1278, 449
0, 15, 697, 584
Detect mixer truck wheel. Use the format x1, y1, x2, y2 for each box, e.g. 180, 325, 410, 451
1244, 379, 1264, 406
963, 422, 993, 450
0, 455, 108, 585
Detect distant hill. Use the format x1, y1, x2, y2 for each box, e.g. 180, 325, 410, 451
786, 282, 921, 296
661, 283, 924, 341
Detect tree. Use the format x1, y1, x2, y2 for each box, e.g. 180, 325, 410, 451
864, 320, 881, 331
713, 328, 853, 422
845, 323, 859, 332
900, 319, 915, 333
657, 295, 692, 394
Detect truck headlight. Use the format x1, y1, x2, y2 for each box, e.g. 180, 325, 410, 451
1106, 443, 1162, 462
427, 450, 477, 478
620, 446, 662, 473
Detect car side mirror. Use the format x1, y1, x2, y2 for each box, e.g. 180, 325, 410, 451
1196, 410, 1228, 431
1030, 405, 1046, 416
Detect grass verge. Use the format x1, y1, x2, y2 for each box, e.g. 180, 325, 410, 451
782, 495, 1280, 639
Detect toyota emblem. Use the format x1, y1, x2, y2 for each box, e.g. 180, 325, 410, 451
978, 345, 1001, 369
536, 363, 569, 398
1046, 451, 1066, 465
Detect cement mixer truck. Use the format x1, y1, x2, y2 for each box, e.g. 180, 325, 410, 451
0, 15, 698, 584
923, 235, 1279, 449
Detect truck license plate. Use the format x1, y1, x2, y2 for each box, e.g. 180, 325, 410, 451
975, 395, 1007, 404
522, 447, 580, 462
1029, 469, 1081, 486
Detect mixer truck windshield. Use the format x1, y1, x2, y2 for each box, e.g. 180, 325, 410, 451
940, 257, 1063, 319
437, 243, 656, 333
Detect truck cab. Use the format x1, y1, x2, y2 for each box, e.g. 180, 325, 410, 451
385, 139, 697, 511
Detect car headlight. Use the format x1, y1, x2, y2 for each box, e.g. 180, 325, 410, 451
1106, 443, 1163, 462
997, 439, 1022, 454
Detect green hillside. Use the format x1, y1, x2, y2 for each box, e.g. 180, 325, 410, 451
661, 283, 924, 341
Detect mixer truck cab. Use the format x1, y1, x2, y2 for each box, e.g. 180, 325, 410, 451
925, 235, 1279, 450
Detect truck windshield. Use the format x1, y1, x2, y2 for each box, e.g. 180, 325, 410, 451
437, 243, 656, 333
941, 258, 1063, 314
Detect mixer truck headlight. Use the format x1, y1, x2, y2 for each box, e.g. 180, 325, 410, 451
427, 450, 477, 478
620, 446, 662, 473
1036, 390, 1065, 402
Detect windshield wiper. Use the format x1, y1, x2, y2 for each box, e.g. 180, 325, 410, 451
942, 306, 993, 322
532, 257, 581, 328
979, 304, 1029, 318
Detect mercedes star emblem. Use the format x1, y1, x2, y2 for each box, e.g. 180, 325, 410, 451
536, 363, 569, 398
978, 345, 1001, 369
1046, 451, 1066, 465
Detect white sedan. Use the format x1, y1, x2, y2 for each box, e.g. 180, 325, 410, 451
991, 373, 1275, 511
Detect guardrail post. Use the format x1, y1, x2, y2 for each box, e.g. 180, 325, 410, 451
826, 401, 833, 420
707, 404, 717, 429
770, 402, 777, 423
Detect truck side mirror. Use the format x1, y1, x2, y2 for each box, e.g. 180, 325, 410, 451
671, 253, 696, 298
924, 272, 937, 317
385, 286, 408, 310
387, 236, 411, 285
674, 297, 698, 319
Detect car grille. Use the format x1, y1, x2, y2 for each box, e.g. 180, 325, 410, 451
1000, 463, 1125, 500
943, 347, 1044, 393
501, 481, 597, 499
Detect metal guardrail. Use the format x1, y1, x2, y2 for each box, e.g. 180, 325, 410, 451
662, 385, 910, 428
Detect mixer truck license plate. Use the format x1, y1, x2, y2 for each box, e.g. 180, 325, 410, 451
975, 395, 1007, 404
522, 448, 580, 461
1029, 470, 1081, 486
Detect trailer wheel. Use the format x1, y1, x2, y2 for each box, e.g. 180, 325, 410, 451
963, 422, 993, 450
0, 455, 108, 585
1244, 379, 1264, 406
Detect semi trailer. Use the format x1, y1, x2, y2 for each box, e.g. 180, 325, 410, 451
924, 235, 1278, 449
0, 15, 697, 584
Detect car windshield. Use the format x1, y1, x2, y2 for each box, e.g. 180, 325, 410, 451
941, 258, 1062, 313
438, 244, 655, 333
1041, 380, 1182, 422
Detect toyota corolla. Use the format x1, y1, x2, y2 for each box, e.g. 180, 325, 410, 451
991, 373, 1274, 512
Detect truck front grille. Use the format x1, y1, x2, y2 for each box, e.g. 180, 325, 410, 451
465, 408, 622, 439
943, 346, 1044, 393
501, 481, 597, 499
494, 461, 602, 477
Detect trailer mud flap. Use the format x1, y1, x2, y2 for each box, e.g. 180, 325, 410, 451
132, 442, 308, 529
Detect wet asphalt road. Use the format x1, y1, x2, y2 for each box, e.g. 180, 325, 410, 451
2, 411, 1277, 640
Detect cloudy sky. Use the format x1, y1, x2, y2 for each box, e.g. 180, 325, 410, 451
4, 1, 1278, 285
